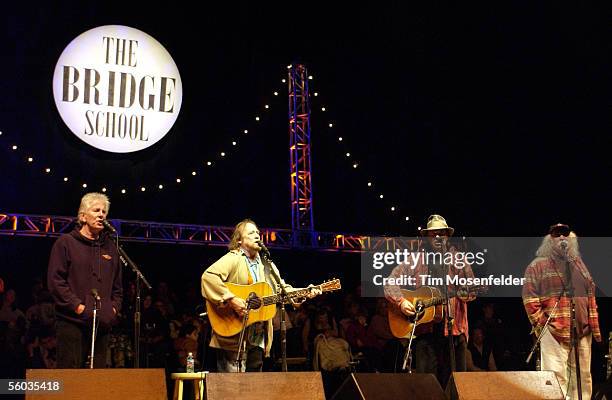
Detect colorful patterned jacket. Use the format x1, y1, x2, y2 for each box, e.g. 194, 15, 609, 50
522, 256, 601, 344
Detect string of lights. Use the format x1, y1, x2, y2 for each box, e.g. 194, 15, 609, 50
0, 91, 280, 195
1, 67, 411, 225
304, 72, 412, 226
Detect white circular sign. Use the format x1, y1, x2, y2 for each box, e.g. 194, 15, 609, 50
52, 25, 182, 153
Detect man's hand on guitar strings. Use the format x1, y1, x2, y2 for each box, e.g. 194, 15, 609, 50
456, 288, 477, 302
400, 299, 416, 317
228, 296, 247, 317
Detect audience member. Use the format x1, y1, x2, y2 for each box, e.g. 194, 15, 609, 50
27, 327, 57, 369
174, 324, 199, 371
466, 327, 497, 371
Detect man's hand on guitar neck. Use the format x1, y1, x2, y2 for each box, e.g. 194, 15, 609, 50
399, 298, 416, 317
228, 297, 247, 317
306, 284, 323, 298
289, 284, 323, 307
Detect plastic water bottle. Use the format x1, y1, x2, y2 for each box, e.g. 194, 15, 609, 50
186, 352, 194, 373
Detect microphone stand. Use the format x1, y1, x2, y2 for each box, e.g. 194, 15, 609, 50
197, 308, 209, 372
89, 293, 100, 369
261, 247, 289, 372
401, 302, 423, 373
525, 297, 560, 365
440, 239, 456, 373
235, 296, 254, 372
107, 232, 152, 368
566, 252, 583, 400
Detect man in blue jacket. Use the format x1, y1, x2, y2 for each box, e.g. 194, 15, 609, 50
48, 192, 123, 368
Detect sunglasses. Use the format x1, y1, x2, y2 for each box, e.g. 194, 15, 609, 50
425, 230, 448, 238
550, 228, 570, 238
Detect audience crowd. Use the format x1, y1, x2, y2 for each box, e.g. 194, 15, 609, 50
0, 275, 532, 382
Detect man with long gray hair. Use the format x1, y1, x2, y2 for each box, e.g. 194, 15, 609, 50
522, 223, 601, 399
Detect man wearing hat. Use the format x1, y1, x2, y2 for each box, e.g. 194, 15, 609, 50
384, 214, 476, 384
522, 224, 601, 400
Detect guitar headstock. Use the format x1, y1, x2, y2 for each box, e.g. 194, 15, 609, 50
319, 278, 341, 293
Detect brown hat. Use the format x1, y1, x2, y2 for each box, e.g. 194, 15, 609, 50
419, 214, 454, 236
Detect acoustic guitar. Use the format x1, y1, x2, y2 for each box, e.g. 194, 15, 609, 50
207, 279, 341, 337
387, 286, 445, 338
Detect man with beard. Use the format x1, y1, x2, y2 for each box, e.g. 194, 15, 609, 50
384, 214, 475, 385
523, 223, 601, 400
201, 219, 320, 372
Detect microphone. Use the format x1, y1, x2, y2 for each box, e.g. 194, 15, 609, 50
101, 219, 117, 234
559, 240, 570, 261
91, 288, 101, 301
433, 235, 445, 248
195, 304, 208, 318
256, 240, 270, 258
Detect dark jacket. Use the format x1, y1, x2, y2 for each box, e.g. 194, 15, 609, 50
47, 228, 122, 328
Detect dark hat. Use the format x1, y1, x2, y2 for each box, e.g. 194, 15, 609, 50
549, 223, 570, 237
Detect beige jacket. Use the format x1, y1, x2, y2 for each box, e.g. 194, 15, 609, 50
201, 250, 290, 356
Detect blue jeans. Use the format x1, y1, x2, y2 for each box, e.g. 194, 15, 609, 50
216, 345, 263, 372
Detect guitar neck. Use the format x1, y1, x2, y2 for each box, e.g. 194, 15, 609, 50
422, 297, 445, 308
261, 285, 320, 306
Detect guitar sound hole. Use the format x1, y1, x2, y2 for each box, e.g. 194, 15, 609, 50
247, 295, 262, 310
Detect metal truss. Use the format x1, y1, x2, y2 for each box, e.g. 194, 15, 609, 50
1, 65, 417, 253
288, 64, 315, 244
0, 213, 418, 252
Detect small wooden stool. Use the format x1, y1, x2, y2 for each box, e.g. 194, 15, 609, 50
171, 372, 207, 400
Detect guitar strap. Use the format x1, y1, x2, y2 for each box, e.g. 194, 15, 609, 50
259, 257, 275, 346
260, 257, 276, 291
